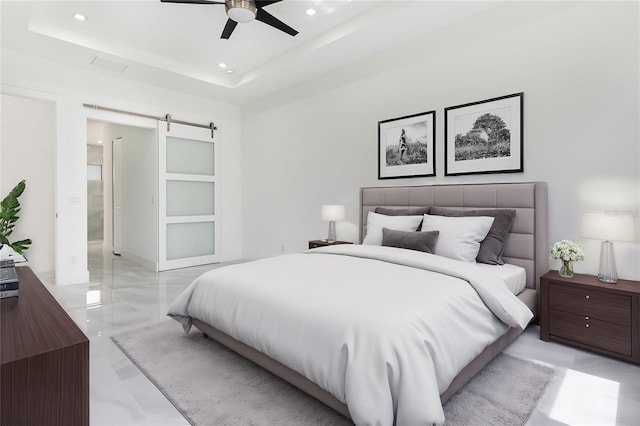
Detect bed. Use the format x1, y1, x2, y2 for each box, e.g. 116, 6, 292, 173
168, 182, 548, 425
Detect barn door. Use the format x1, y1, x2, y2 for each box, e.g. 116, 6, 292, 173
158, 122, 218, 271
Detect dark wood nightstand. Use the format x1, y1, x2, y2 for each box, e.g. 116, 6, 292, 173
539, 271, 640, 364
308, 240, 352, 249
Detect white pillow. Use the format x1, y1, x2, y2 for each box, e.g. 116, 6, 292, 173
421, 214, 495, 262
362, 211, 423, 246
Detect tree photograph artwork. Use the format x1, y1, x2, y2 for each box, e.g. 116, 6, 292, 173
454, 109, 511, 161
445, 93, 523, 176
378, 111, 435, 179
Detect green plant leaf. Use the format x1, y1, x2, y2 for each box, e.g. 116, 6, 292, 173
7, 180, 25, 199
10, 239, 32, 254
0, 180, 30, 254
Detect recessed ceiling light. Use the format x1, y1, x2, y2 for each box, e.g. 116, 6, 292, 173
218, 62, 227, 68
305, 8, 316, 16
73, 13, 86, 21
97, 140, 103, 144
225, 69, 236, 75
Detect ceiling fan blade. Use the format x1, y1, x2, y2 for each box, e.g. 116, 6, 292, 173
160, 0, 225, 4
255, 8, 298, 36
221, 18, 238, 39
255, 0, 284, 7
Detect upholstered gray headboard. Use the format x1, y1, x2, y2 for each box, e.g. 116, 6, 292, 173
360, 182, 548, 290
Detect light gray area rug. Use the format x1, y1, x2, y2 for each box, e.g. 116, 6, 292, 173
112, 320, 553, 426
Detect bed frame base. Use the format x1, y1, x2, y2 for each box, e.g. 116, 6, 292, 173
193, 319, 351, 418
193, 318, 528, 421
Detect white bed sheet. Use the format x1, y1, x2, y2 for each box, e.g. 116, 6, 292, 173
168, 245, 533, 425
475, 263, 527, 295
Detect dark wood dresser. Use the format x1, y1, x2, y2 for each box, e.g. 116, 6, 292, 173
1, 266, 89, 426
539, 270, 640, 364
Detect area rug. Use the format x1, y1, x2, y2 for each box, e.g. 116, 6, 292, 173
112, 320, 553, 426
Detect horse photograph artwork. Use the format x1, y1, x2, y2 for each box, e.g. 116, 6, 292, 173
378, 110, 436, 179
384, 122, 430, 166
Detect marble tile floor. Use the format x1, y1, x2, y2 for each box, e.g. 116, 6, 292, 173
39, 244, 640, 426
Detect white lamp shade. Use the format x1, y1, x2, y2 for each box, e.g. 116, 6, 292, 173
321, 205, 345, 222
582, 211, 635, 242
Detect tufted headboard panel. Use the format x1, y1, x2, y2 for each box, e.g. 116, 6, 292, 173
360, 182, 548, 290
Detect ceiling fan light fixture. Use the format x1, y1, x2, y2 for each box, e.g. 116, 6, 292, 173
226, 0, 257, 23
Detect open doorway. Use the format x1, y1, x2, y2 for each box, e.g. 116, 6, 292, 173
86, 120, 158, 270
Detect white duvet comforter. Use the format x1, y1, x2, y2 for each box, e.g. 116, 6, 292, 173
168, 245, 533, 425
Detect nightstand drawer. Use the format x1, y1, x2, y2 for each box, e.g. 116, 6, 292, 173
548, 283, 631, 325
550, 309, 632, 356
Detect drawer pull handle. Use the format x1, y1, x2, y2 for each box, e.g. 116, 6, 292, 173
585, 316, 589, 320
585, 295, 590, 299
585, 324, 590, 328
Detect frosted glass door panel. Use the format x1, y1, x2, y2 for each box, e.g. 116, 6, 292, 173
159, 122, 218, 271
166, 137, 214, 175
166, 222, 215, 260
167, 181, 214, 216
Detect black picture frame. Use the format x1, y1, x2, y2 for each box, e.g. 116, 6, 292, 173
444, 93, 523, 176
378, 110, 436, 179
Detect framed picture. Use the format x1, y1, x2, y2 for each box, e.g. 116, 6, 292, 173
378, 110, 436, 179
444, 93, 523, 176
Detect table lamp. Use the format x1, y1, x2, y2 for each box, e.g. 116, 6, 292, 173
582, 211, 635, 283
321, 205, 345, 242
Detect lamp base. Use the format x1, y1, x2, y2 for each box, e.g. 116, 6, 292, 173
598, 240, 618, 284
327, 221, 336, 243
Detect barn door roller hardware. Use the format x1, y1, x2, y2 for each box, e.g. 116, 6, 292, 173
83, 104, 218, 139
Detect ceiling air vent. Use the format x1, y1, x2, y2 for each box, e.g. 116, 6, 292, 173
90, 56, 128, 73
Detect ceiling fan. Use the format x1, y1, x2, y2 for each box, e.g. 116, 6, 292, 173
160, 0, 298, 39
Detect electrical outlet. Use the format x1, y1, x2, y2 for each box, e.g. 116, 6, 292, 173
70, 255, 77, 264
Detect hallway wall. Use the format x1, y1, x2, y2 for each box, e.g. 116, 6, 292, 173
0, 94, 55, 274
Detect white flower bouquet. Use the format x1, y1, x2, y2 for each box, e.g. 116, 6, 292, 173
550, 240, 584, 277
550, 240, 585, 262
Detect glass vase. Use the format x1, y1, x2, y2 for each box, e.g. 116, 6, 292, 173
559, 260, 574, 278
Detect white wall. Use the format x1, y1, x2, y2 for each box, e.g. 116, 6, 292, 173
242, 1, 640, 280
1, 49, 243, 284
0, 94, 56, 274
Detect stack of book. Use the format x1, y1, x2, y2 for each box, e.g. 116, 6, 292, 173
1, 259, 19, 298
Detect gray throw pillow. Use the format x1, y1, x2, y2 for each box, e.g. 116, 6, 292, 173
375, 207, 431, 231
381, 228, 439, 254
429, 207, 516, 265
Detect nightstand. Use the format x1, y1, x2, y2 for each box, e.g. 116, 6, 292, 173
539, 271, 640, 364
308, 240, 352, 249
